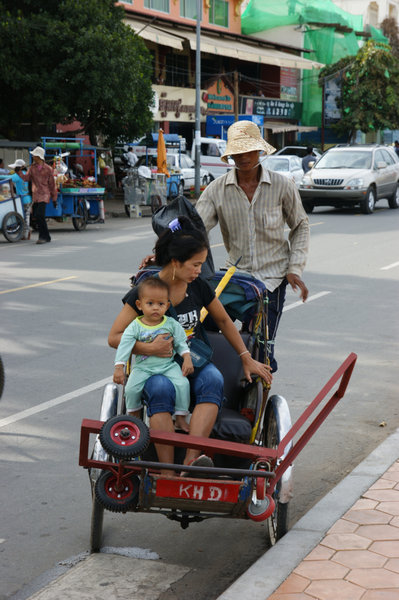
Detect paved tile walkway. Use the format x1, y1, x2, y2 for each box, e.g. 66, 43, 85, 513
268, 460, 399, 600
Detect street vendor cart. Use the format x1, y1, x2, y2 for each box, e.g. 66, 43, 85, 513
0, 177, 25, 242
34, 137, 106, 231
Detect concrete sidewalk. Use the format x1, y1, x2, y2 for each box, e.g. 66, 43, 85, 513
21, 428, 399, 600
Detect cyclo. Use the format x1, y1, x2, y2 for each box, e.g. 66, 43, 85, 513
79, 268, 357, 552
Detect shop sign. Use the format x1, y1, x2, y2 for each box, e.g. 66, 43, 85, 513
240, 96, 302, 120
153, 85, 207, 122
280, 67, 298, 101
202, 79, 234, 113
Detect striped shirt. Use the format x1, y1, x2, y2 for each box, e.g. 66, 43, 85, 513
196, 166, 309, 292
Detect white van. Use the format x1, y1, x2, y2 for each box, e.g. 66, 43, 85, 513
191, 137, 233, 181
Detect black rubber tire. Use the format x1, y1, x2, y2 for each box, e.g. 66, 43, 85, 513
0, 355, 4, 398
99, 415, 150, 459
90, 495, 104, 552
388, 183, 399, 209
302, 200, 314, 214
202, 175, 209, 187
360, 186, 375, 214
2, 211, 24, 242
261, 403, 290, 545
151, 194, 162, 214
178, 181, 185, 196
95, 470, 140, 512
72, 200, 88, 230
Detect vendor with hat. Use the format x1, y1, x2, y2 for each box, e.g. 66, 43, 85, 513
8, 159, 32, 240
196, 120, 310, 372
18, 146, 57, 244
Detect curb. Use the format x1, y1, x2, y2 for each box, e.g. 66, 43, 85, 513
216, 426, 399, 600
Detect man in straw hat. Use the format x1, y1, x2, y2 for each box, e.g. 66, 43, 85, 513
19, 146, 58, 244
196, 120, 309, 372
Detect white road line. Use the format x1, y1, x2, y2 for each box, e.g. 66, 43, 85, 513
283, 291, 331, 312
0, 377, 112, 429
381, 261, 399, 271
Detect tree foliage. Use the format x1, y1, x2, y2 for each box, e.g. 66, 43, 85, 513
381, 17, 399, 60
0, 0, 154, 144
318, 40, 399, 142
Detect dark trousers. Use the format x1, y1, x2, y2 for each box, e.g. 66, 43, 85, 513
266, 279, 288, 373
33, 202, 51, 241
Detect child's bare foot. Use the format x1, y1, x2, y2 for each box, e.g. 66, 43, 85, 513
175, 415, 189, 432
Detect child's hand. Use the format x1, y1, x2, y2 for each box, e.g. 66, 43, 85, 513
113, 365, 126, 385
181, 354, 194, 377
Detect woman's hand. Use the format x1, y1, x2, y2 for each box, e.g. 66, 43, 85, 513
148, 334, 174, 357
240, 352, 273, 385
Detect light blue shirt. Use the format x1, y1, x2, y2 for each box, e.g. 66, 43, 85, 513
10, 173, 31, 205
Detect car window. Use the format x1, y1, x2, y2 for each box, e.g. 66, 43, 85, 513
316, 150, 372, 169
381, 149, 394, 165
182, 155, 194, 168
374, 149, 386, 168
166, 155, 177, 168
205, 143, 221, 157
264, 157, 289, 172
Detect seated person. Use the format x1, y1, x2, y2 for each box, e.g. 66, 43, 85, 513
108, 216, 272, 473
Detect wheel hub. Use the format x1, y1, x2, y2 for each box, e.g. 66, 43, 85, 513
119, 427, 133, 440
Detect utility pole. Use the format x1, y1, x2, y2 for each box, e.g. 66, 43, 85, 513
194, 0, 202, 198
234, 70, 239, 121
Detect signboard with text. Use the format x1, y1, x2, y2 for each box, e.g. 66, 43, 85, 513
203, 79, 234, 114
240, 96, 302, 120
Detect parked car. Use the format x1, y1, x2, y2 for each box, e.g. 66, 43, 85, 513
166, 153, 211, 194
275, 146, 322, 160
136, 154, 211, 195
190, 137, 234, 181
263, 155, 304, 187
299, 144, 399, 214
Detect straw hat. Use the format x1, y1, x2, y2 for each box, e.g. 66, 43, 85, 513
221, 120, 275, 163
30, 146, 45, 160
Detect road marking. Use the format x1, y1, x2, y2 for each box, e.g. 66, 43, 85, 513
0, 276, 78, 295
0, 377, 111, 429
381, 261, 399, 271
283, 291, 331, 312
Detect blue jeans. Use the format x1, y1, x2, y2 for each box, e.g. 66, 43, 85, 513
142, 363, 224, 417
266, 279, 288, 373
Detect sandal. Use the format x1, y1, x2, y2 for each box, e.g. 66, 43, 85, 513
181, 454, 214, 477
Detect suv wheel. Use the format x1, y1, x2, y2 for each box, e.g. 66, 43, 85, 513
302, 200, 314, 214
388, 183, 399, 209
360, 186, 375, 214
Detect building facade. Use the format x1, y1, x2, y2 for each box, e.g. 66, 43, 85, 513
119, 0, 321, 147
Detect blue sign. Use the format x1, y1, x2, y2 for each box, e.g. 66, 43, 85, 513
206, 114, 264, 137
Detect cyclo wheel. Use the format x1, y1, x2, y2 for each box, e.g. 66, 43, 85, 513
2, 211, 24, 242
95, 470, 140, 513
72, 200, 88, 231
99, 415, 150, 459
261, 396, 291, 545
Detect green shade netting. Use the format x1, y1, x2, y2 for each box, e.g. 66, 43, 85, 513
369, 25, 388, 43
242, 0, 363, 34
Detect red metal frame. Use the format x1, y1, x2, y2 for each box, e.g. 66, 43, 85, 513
79, 353, 357, 493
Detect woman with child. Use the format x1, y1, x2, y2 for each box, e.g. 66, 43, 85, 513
108, 216, 272, 472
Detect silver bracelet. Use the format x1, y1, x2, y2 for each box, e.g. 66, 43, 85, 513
239, 350, 250, 357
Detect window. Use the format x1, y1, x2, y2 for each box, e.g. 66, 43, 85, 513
180, 0, 197, 19
381, 149, 394, 165
209, 0, 228, 27
144, 0, 170, 13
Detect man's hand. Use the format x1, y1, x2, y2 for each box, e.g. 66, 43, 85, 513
139, 254, 156, 269
286, 273, 308, 302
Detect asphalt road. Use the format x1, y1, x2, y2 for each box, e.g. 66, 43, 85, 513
1, 201, 398, 599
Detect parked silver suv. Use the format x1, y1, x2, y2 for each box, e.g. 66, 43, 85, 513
299, 144, 399, 214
